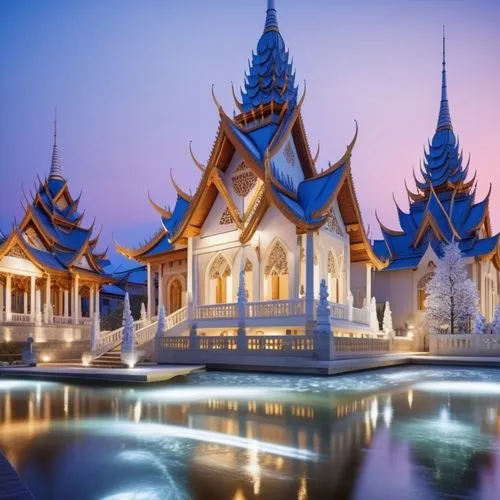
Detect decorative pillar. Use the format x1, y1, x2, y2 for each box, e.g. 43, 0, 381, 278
314, 279, 335, 361
187, 237, 193, 303
158, 265, 164, 315
30, 275, 36, 322
5, 275, 12, 322
305, 231, 315, 330
0, 281, 4, 321
347, 291, 354, 322
35, 288, 42, 326
44, 274, 51, 323
89, 286, 95, 319
58, 289, 63, 316
73, 275, 80, 324
365, 263, 372, 306
95, 286, 100, 317
237, 271, 247, 352
147, 263, 153, 320
23, 291, 28, 315
64, 289, 69, 317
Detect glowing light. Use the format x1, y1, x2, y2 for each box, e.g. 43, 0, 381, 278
440, 406, 450, 424
73, 420, 317, 461
41, 355, 50, 363
383, 403, 393, 428
297, 475, 308, 500
407, 389, 413, 409
370, 398, 378, 429
63, 386, 69, 417
415, 381, 500, 395
133, 401, 142, 423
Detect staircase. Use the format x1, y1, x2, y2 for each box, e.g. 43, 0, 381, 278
87, 320, 158, 368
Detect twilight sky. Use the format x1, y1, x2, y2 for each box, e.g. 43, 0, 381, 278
1, 0, 499, 270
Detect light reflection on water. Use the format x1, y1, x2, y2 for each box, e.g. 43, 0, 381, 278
0, 367, 500, 499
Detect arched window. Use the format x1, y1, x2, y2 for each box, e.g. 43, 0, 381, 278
417, 273, 434, 311
265, 240, 289, 300
209, 253, 232, 304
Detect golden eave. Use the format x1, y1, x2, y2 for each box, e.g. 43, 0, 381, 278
115, 228, 168, 260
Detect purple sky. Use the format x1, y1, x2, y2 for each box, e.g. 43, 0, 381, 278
1, 0, 499, 270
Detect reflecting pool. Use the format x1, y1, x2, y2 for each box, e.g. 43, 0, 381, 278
1, 367, 500, 499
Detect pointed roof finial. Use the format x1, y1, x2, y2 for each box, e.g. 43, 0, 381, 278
264, 0, 279, 33
436, 25, 452, 132
49, 107, 64, 181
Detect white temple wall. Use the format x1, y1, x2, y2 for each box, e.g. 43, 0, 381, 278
350, 262, 367, 308
478, 260, 499, 322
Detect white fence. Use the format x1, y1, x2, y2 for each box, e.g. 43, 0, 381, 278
429, 333, 500, 356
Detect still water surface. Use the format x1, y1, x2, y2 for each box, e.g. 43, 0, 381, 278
1, 367, 500, 500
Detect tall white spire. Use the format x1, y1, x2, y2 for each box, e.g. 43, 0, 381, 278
264, 0, 279, 33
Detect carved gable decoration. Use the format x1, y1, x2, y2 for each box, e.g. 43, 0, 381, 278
232, 162, 257, 197
219, 207, 234, 226
265, 241, 289, 276
326, 208, 343, 236
283, 141, 296, 166
209, 254, 231, 279
7, 244, 27, 259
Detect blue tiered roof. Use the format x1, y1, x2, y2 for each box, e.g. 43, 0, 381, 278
0, 123, 111, 277
241, 0, 298, 113
374, 34, 499, 271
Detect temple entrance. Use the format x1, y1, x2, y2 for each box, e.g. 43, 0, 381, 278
208, 253, 232, 304
265, 240, 289, 301
169, 278, 183, 313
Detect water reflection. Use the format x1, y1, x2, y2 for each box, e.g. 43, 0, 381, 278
0, 368, 500, 499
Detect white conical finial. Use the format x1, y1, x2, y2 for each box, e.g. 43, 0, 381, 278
49, 108, 64, 180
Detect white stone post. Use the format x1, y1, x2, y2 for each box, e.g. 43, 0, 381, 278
0, 282, 4, 321
305, 231, 315, 332
370, 296, 379, 333
30, 275, 36, 322
23, 291, 28, 315
347, 291, 354, 322
73, 275, 79, 324
314, 279, 335, 361
365, 263, 372, 306
35, 288, 42, 326
44, 274, 51, 323
187, 237, 193, 303
89, 286, 95, 319
5, 274, 12, 322
95, 286, 100, 317
64, 289, 69, 318
158, 264, 164, 316
147, 263, 153, 320
58, 289, 63, 316
121, 293, 138, 368
89, 313, 100, 352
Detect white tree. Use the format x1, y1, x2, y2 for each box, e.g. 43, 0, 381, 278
157, 304, 166, 338
473, 313, 486, 334
383, 301, 393, 336
492, 306, 500, 334
425, 242, 478, 334
121, 292, 138, 367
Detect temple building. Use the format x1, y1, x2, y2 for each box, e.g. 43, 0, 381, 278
373, 33, 500, 338
0, 121, 112, 335
117, 0, 385, 339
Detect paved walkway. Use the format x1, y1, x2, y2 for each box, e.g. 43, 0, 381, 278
0, 451, 33, 500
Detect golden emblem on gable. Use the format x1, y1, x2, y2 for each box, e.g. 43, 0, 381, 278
7, 245, 27, 259
283, 141, 296, 166
219, 207, 234, 226
326, 208, 343, 236
232, 162, 257, 197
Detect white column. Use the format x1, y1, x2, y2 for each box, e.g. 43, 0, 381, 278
35, 288, 42, 325
5, 275, 12, 322
292, 236, 299, 299
95, 286, 100, 317
90, 285, 95, 318
0, 282, 4, 321
365, 263, 372, 305
158, 265, 164, 314
64, 289, 69, 317
73, 275, 79, 324
305, 231, 315, 326
30, 275, 36, 321
23, 292, 28, 315
147, 263, 153, 319
44, 274, 51, 323
187, 237, 193, 302
58, 289, 63, 316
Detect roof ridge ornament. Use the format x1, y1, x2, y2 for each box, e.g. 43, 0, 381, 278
49, 107, 65, 181
264, 0, 279, 33
436, 26, 453, 132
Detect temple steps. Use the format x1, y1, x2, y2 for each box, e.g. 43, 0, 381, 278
90, 348, 126, 368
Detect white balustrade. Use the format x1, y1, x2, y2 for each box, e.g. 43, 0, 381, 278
194, 304, 238, 320
352, 307, 371, 325
246, 299, 305, 318
135, 321, 158, 347
166, 307, 188, 329
335, 337, 389, 353
9, 313, 32, 323
429, 333, 500, 355
247, 335, 314, 354
329, 302, 349, 321
162, 337, 190, 350
200, 336, 237, 351
92, 319, 146, 359
53, 316, 73, 325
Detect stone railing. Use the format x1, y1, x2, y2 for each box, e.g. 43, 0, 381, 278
10, 313, 32, 323
247, 335, 314, 354
53, 316, 73, 325
166, 307, 188, 329
429, 333, 500, 356
392, 336, 418, 353
246, 299, 305, 318
162, 337, 190, 350
135, 321, 158, 347
329, 302, 349, 322
352, 307, 371, 325
193, 304, 238, 320
200, 336, 238, 351
335, 337, 390, 353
